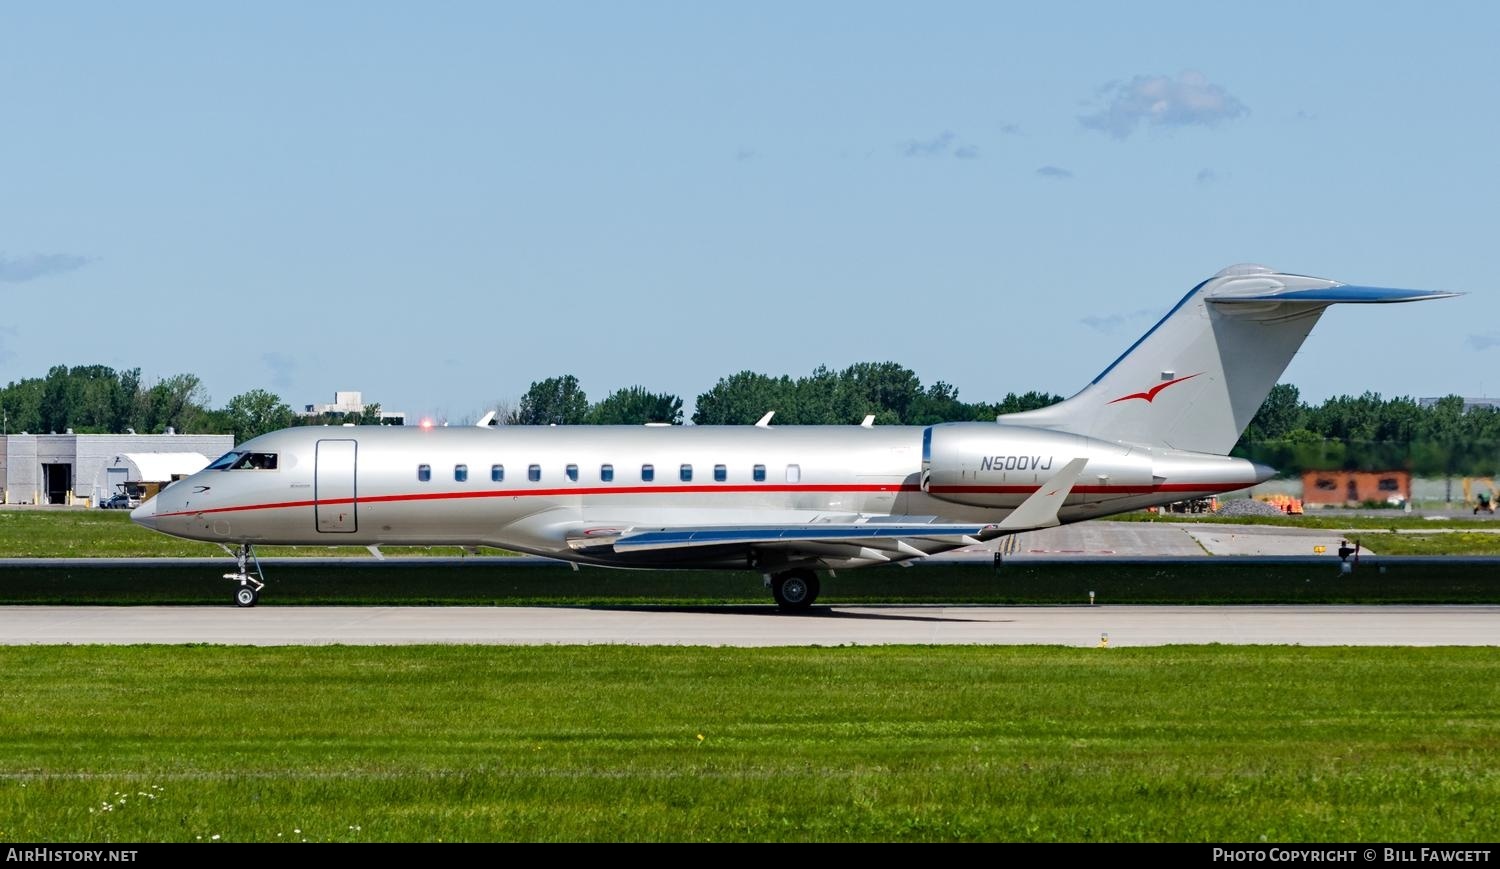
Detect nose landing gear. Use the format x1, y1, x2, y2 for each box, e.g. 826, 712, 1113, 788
222, 543, 265, 607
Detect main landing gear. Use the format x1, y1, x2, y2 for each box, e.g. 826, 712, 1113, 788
767, 568, 820, 613
223, 543, 266, 608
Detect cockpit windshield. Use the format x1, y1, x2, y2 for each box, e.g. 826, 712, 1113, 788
206, 451, 278, 471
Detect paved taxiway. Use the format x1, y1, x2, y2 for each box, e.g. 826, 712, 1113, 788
3, 605, 1496, 647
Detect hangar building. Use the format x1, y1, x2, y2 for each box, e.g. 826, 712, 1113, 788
0, 432, 234, 506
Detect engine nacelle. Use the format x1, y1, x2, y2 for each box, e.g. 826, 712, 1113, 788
921, 423, 1154, 508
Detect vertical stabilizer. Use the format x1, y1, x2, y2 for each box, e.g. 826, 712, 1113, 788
998, 265, 1458, 455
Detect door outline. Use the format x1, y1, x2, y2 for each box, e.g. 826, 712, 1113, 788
315, 439, 358, 533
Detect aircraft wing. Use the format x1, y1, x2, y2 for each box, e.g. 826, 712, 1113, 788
565, 519, 1003, 569
604, 522, 1002, 553
565, 458, 1089, 568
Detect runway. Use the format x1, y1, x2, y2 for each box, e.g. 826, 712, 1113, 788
3, 604, 1497, 647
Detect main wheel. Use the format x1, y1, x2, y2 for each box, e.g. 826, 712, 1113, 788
234, 585, 259, 608
771, 570, 820, 612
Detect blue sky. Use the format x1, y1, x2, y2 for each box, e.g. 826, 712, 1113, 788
3, 2, 1495, 425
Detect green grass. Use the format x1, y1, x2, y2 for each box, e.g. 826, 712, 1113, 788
0, 645, 1495, 842
0, 510, 495, 558
4, 559, 1500, 606
1117, 511, 1500, 530
1350, 533, 1500, 556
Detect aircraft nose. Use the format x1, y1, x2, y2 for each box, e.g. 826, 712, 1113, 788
130, 498, 157, 530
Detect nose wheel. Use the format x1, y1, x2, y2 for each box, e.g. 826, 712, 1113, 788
222, 544, 266, 608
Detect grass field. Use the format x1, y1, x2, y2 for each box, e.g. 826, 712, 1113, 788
1120, 510, 1500, 531
1, 645, 1495, 842
0, 510, 485, 558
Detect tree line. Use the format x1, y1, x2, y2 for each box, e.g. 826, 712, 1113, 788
3, 364, 1495, 475
1236, 384, 1500, 477
0, 366, 381, 442
509, 364, 1061, 427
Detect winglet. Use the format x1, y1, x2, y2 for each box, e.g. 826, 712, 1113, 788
997, 457, 1089, 531
755, 411, 775, 427
476, 411, 497, 427
860, 415, 875, 428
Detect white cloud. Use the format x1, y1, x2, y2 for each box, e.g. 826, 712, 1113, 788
1080, 70, 1247, 139
0, 252, 93, 283
262, 352, 299, 390
1080, 308, 1157, 334
903, 132, 980, 160
904, 131, 955, 158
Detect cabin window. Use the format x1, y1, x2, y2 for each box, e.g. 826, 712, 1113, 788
714, 464, 727, 482
641, 464, 655, 482
753, 464, 766, 482
680, 464, 693, 482
528, 464, 541, 482
786, 464, 801, 483
491, 464, 504, 483
418, 464, 431, 482
230, 452, 277, 470
566, 464, 579, 482
454, 464, 468, 482
601, 464, 614, 482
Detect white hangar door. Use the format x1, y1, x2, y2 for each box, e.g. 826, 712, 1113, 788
315, 439, 358, 533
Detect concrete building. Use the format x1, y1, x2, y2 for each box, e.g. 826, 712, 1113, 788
301, 391, 405, 425
0, 433, 234, 506
1419, 396, 1500, 413
1300, 469, 1411, 507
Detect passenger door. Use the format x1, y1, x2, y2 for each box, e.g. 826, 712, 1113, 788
315, 439, 358, 533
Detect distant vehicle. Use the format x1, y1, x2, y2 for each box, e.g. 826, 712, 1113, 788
130, 264, 1458, 609
101, 489, 140, 510
102, 480, 162, 510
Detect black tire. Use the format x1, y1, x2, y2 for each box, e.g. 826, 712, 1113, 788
234, 585, 259, 608
771, 570, 819, 612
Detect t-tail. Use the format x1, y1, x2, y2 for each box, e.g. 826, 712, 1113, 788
998, 264, 1460, 454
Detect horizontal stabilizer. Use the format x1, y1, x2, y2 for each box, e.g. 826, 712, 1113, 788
1209, 284, 1461, 305
997, 457, 1089, 531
